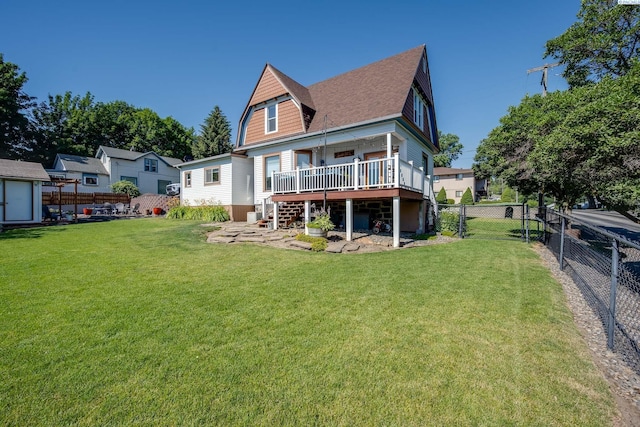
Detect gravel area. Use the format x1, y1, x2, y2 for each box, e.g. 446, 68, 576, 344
533, 243, 640, 426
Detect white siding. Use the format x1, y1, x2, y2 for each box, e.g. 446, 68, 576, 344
179, 156, 253, 207
110, 155, 179, 194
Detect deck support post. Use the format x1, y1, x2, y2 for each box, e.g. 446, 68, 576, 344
393, 196, 400, 248
304, 200, 311, 235
346, 198, 353, 242
418, 199, 425, 234
273, 201, 279, 230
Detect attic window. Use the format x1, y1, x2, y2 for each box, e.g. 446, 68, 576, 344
266, 103, 277, 134
413, 89, 425, 130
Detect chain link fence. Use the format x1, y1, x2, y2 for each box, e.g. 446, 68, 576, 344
543, 209, 640, 372
438, 203, 542, 241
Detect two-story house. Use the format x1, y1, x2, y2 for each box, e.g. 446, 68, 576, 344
49, 146, 181, 194
433, 167, 487, 203
179, 45, 440, 247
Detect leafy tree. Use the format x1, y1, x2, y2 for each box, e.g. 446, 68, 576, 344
436, 187, 448, 204
433, 131, 463, 167
110, 180, 141, 197
31, 95, 196, 165
545, 0, 640, 87
0, 54, 35, 160
460, 187, 474, 204
192, 106, 232, 159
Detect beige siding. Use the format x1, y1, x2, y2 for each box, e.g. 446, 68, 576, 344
244, 99, 304, 145
250, 69, 287, 106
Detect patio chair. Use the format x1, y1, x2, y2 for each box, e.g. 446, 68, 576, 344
115, 202, 125, 215
131, 203, 141, 215
42, 205, 60, 222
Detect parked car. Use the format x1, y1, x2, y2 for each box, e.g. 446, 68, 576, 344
166, 183, 180, 196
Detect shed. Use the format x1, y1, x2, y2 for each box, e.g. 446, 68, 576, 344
0, 158, 51, 225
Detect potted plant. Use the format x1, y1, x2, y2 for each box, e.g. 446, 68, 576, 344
64, 210, 74, 221
83, 207, 93, 215
306, 212, 335, 238
152, 207, 163, 216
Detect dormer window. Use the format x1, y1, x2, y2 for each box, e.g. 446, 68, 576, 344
266, 103, 277, 134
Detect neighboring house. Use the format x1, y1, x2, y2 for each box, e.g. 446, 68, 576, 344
49, 146, 181, 194
433, 167, 487, 203
0, 158, 51, 225
180, 45, 440, 247
178, 153, 254, 221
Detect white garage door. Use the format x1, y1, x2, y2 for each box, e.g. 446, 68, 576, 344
5, 180, 33, 221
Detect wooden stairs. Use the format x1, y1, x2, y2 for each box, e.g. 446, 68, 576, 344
263, 201, 305, 228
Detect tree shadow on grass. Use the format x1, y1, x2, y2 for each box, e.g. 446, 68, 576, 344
0, 227, 67, 240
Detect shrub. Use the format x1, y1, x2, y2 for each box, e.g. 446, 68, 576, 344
460, 187, 474, 205
110, 180, 141, 198
295, 233, 327, 251
307, 212, 335, 231
166, 206, 230, 222
436, 187, 448, 204
447, 199, 455, 205
436, 211, 460, 235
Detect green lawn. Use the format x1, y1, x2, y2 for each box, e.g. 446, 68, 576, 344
0, 219, 614, 426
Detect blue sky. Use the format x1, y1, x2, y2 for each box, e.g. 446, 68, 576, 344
1, 0, 579, 168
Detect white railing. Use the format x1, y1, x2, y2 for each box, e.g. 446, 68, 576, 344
273, 154, 436, 199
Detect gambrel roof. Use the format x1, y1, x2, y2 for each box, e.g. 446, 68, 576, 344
238, 45, 435, 147
305, 45, 426, 133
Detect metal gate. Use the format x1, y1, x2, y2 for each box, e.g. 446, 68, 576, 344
439, 203, 539, 241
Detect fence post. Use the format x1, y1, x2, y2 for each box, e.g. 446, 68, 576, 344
459, 204, 465, 238
607, 239, 619, 350
559, 217, 566, 270
525, 203, 530, 243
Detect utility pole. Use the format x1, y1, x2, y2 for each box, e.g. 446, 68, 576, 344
527, 63, 560, 96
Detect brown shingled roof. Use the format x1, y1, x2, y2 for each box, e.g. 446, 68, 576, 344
306, 45, 425, 132
268, 64, 315, 110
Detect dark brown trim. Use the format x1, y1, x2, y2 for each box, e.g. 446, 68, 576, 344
272, 188, 424, 203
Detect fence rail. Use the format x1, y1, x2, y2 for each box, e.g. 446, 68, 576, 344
542, 209, 640, 373
42, 192, 130, 206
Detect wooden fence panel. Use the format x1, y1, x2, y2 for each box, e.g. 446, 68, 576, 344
42, 192, 131, 206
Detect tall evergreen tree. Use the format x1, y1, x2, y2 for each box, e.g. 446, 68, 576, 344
193, 106, 232, 159
0, 54, 35, 160
460, 187, 474, 205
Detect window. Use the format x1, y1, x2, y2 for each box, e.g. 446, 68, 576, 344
266, 103, 277, 133
121, 176, 137, 185
456, 190, 463, 197
184, 171, 192, 188
295, 150, 312, 169
433, 175, 440, 182
413, 89, 425, 129
144, 158, 158, 172
204, 167, 220, 185
83, 173, 98, 186
264, 154, 280, 191
456, 173, 464, 181
158, 180, 172, 194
